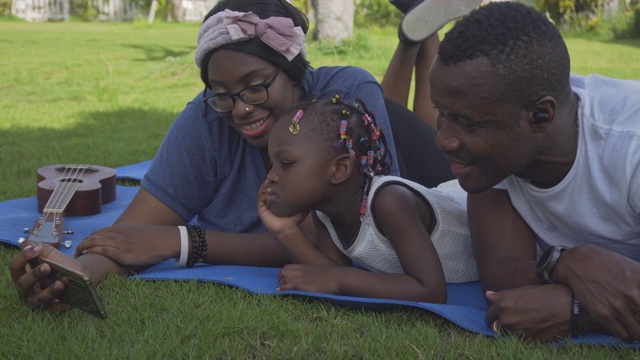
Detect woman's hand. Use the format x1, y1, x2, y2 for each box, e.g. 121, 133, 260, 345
10, 241, 82, 312
257, 181, 308, 237
75, 224, 180, 266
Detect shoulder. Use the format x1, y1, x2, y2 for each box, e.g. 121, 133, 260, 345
572, 74, 640, 129
310, 65, 376, 80
305, 66, 379, 98
371, 176, 422, 213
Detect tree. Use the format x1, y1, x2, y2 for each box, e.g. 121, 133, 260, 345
312, 0, 354, 41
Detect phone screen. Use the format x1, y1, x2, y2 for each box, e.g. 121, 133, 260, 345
29, 256, 107, 319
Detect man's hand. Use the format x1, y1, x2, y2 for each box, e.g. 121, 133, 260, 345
554, 245, 640, 342
485, 284, 573, 342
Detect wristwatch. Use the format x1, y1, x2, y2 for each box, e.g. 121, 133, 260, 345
535, 245, 568, 284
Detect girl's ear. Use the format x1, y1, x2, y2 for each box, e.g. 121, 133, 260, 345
330, 154, 354, 185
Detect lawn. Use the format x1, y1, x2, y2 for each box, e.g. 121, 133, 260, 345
1, 19, 639, 358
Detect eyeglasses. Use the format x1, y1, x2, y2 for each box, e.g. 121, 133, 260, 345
202, 68, 282, 112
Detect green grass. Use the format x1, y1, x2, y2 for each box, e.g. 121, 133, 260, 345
1, 20, 640, 358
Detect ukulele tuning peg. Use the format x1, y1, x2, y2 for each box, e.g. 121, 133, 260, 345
63, 240, 73, 248
23, 228, 30, 234
18, 237, 26, 244
63, 230, 74, 235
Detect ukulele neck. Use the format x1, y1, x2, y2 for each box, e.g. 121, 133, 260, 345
43, 179, 81, 213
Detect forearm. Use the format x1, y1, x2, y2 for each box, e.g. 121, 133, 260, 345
203, 230, 291, 267
336, 267, 446, 303
479, 257, 538, 292
269, 225, 337, 266
77, 253, 147, 286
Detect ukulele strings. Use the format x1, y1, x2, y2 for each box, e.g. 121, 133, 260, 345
36, 165, 87, 234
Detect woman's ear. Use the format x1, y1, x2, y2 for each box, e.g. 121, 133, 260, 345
330, 154, 354, 185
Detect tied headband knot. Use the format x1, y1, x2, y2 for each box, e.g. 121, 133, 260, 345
195, 9, 306, 69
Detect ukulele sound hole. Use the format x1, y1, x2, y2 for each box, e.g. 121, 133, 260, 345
59, 178, 84, 184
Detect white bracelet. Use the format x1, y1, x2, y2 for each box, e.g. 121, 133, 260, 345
176, 226, 188, 267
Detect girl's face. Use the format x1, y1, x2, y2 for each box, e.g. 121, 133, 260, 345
206, 50, 300, 149
264, 114, 336, 217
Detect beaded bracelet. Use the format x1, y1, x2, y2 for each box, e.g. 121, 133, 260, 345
570, 294, 581, 336
186, 225, 198, 268
192, 225, 207, 262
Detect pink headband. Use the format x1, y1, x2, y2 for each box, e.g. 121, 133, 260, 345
195, 9, 306, 69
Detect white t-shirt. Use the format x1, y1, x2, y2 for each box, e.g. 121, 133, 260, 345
495, 74, 640, 261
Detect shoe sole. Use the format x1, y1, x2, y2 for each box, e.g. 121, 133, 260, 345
400, 0, 484, 43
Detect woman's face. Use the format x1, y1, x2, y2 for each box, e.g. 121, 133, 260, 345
206, 50, 300, 149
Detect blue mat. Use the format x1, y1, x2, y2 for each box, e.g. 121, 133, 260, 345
0, 161, 637, 347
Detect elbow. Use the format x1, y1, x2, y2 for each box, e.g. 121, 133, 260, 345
417, 283, 447, 304
429, 288, 447, 304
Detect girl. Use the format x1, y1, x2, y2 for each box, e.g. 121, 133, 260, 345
258, 96, 477, 303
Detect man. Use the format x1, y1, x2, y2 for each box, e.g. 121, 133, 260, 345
429, 2, 640, 342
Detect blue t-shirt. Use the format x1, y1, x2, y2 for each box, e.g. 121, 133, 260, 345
142, 66, 399, 232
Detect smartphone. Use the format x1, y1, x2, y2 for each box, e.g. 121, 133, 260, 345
29, 256, 107, 319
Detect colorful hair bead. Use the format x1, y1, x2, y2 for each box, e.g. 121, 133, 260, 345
370, 126, 381, 140
339, 119, 348, 134
359, 194, 368, 221
288, 109, 304, 134
367, 150, 374, 165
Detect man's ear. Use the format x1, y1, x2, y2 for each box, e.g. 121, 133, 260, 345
330, 154, 354, 185
530, 96, 557, 132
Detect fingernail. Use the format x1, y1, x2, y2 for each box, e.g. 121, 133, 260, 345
39, 264, 49, 274
23, 245, 33, 251
33, 245, 42, 252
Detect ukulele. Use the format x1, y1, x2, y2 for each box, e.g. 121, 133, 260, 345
27, 164, 117, 247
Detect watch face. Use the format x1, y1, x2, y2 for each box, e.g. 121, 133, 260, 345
536, 246, 564, 284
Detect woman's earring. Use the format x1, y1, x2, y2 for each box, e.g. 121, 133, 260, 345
245, 107, 250, 111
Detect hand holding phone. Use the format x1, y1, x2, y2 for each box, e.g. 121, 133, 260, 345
29, 256, 107, 319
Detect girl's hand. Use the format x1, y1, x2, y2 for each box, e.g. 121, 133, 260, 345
277, 264, 341, 294
75, 224, 179, 266
257, 181, 308, 237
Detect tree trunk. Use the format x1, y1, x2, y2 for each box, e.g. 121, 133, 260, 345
148, 0, 157, 24
312, 0, 354, 42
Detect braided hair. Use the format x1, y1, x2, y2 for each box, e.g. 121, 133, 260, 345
286, 95, 392, 220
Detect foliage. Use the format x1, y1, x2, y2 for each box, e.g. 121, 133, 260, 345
534, 0, 639, 37
610, 2, 640, 37
534, 0, 607, 25
0, 0, 11, 15
354, 0, 402, 27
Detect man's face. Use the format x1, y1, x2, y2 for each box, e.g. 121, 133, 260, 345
429, 57, 536, 194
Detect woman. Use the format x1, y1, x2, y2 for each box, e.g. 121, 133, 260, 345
11, 0, 452, 313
